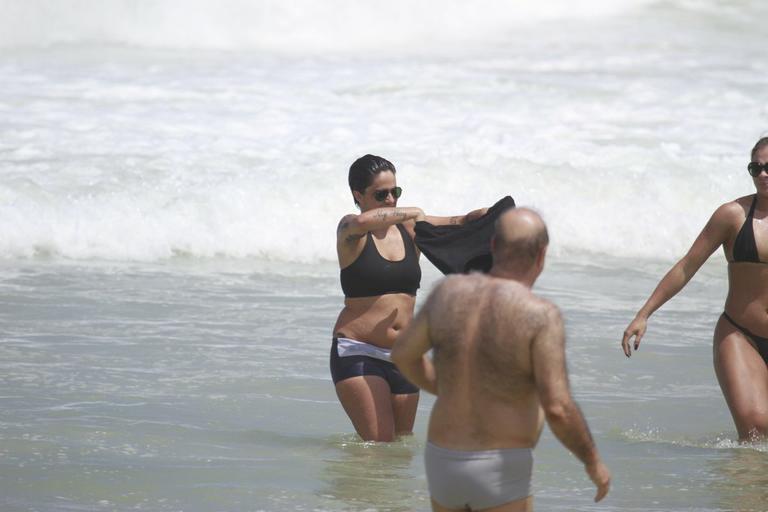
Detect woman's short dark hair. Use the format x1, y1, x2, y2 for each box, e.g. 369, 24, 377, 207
752, 137, 768, 160
348, 154, 396, 205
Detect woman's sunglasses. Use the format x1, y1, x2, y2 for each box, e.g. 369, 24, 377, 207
373, 187, 403, 202
748, 162, 768, 177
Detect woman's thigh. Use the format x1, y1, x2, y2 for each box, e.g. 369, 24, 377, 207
713, 316, 768, 440
335, 375, 396, 442
391, 392, 419, 435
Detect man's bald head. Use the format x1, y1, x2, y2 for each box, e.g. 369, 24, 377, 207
491, 208, 549, 273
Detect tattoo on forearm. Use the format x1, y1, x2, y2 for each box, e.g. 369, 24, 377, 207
375, 208, 408, 222
449, 216, 461, 225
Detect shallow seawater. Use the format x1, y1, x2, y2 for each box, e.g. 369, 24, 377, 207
1, 256, 767, 511
3, 0, 768, 510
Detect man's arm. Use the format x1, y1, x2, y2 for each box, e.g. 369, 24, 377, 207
391, 291, 438, 395
533, 304, 611, 502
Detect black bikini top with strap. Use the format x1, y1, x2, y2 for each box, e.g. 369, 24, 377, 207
340, 223, 421, 298
732, 195, 767, 263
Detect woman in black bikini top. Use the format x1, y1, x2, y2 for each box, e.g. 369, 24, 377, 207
333, 154, 487, 442
622, 136, 768, 442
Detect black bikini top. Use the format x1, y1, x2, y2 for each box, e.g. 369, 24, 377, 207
340, 223, 421, 298
733, 195, 767, 264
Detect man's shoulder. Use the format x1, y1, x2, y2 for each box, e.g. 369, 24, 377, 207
495, 285, 559, 329
489, 278, 550, 306
427, 274, 494, 310
433, 272, 486, 293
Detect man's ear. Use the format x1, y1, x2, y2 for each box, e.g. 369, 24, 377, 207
536, 245, 548, 272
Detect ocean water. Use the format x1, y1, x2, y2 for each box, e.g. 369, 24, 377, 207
1, 0, 768, 511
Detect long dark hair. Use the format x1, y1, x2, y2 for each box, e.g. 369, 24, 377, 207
348, 154, 396, 205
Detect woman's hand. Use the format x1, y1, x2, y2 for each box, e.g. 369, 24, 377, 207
465, 207, 489, 222
622, 316, 648, 357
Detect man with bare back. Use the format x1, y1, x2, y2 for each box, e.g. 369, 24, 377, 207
391, 208, 610, 511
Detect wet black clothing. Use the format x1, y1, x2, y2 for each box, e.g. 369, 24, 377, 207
414, 196, 516, 274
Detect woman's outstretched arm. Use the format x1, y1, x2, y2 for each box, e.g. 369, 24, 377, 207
424, 207, 489, 226
621, 202, 737, 357
337, 207, 426, 243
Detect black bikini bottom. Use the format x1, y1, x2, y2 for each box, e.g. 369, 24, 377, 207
722, 312, 768, 365
329, 338, 419, 394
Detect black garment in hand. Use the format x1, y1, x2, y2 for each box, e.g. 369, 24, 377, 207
414, 196, 516, 275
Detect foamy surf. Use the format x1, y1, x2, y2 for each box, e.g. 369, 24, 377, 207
621, 427, 768, 453
0, 0, 658, 52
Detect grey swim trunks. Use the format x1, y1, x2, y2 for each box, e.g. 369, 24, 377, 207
424, 441, 533, 510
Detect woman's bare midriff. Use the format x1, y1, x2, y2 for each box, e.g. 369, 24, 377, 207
725, 263, 768, 335
333, 293, 416, 349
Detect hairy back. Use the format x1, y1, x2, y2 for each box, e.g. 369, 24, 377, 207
428, 273, 548, 403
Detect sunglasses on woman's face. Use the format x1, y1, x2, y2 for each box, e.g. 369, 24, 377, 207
373, 186, 402, 202
748, 162, 768, 177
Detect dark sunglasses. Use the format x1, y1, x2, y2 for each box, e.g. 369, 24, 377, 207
373, 186, 402, 202
748, 162, 768, 177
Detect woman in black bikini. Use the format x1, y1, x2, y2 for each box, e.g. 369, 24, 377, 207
622, 136, 768, 441
333, 154, 486, 442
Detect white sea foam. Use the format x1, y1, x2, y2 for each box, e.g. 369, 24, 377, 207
0, 0, 658, 52
622, 427, 768, 453
1, 0, 767, 263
